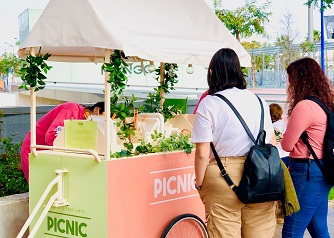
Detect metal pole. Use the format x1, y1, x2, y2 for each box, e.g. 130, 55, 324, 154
104, 49, 111, 160
30, 47, 37, 157
308, 2, 314, 58
261, 51, 264, 86
159, 62, 165, 108
321, 0, 325, 70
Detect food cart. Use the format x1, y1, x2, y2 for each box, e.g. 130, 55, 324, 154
16, 0, 251, 237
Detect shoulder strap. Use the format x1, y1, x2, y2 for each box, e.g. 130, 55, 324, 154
308, 96, 331, 115
300, 96, 330, 175
214, 93, 264, 144
210, 142, 237, 192
300, 132, 325, 174
209, 93, 264, 192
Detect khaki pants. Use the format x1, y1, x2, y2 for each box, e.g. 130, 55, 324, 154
198, 156, 276, 238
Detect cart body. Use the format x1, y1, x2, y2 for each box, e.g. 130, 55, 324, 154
29, 150, 205, 237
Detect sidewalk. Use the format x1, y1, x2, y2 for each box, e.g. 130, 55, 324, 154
249, 88, 287, 104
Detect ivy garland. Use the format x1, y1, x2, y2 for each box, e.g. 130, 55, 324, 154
102, 50, 137, 155
103, 53, 193, 158
139, 63, 182, 121
19, 52, 52, 92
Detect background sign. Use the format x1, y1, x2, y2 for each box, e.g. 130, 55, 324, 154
325, 16, 334, 39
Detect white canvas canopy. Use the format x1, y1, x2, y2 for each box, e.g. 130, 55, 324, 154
19, 0, 252, 161
18, 0, 251, 67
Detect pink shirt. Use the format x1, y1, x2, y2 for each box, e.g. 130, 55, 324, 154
281, 100, 327, 159
193, 90, 208, 114
21, 102, 85, 181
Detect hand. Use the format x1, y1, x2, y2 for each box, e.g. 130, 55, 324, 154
194, 179, 202, 191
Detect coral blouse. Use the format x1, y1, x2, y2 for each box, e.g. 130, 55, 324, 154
281, 100, 327, 159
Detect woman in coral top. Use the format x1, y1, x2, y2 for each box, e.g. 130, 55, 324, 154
281, 58, 334, 238
21, 101, 104, 182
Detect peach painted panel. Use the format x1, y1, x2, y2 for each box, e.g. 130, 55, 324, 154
107, 150, 205, 237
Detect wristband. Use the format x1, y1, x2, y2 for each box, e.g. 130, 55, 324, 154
194, 179, 202, 190
195, 184, 202, 190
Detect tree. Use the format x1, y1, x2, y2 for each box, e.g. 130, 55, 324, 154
313, 30, 321, 42
242, 41, 275, 87
0, 53, 21, 82
306, 0, 333, 9
275, 12, 300, 69
214, 0, 272, 41
300, 30, 321, 56
0, 57, 11, 79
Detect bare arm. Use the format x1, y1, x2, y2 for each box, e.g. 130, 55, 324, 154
194, 142, 210, 187
271, 132, 277, 146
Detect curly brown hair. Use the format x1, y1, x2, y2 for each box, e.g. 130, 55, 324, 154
269, 103, 283, 122
207, 48, 246, 95
286, 57, 334, 116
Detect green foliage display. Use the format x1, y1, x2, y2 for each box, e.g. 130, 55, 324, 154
102, 50, 128, 97
103, 52, 192, 159
19, 52, 52, 92
0, 134, 28, 197
140, 63, 182, 121
102, 50, 137, 154
111, 131, 194, 158
153, 133, 194, 154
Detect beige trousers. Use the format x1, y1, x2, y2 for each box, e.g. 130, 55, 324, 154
198, 156, 276, 238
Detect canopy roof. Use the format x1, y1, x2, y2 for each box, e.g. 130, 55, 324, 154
18, 0, 251, 67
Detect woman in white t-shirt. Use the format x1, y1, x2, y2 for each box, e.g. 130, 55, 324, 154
191, 48, 276, 238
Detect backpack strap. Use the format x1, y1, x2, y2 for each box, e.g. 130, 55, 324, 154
214, 94, 264, 144
300, 131, 324, 180
300, 96, 329, 179
209, 93, 264, 192
210, 142, 237, 192
308, 96, 331, 115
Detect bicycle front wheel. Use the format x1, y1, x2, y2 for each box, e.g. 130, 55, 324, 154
160, 213, 208, 238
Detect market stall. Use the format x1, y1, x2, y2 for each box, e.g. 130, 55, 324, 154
16, 0, 251, 237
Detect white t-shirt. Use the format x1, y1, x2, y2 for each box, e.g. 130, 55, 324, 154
191, 88, 274, 157
273, 118, 289, 158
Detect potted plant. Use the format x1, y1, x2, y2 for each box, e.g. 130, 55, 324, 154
103, 51, 193, 158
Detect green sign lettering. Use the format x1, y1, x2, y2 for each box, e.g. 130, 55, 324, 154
47, 216, 87, 237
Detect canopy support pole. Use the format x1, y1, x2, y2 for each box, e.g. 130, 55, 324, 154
159, 62, 165, 108
104, 49, 111, 160
30, 47, 36, 157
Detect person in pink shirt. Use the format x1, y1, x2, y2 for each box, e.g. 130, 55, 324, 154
281, 58, 334, 238
21, 101, 104, 182
193, 90, 208, 114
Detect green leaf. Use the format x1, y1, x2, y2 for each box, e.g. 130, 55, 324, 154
38, 80, 46, 85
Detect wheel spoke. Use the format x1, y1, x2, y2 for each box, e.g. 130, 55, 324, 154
161, 214, 208, 238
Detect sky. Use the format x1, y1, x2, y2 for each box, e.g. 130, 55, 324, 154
219, 0, 323, 43
0, 0, 331, 55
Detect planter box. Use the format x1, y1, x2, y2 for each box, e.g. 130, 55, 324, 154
0, 193, 29, 238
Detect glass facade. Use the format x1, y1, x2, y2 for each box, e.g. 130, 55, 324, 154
18, 9, 43, 45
